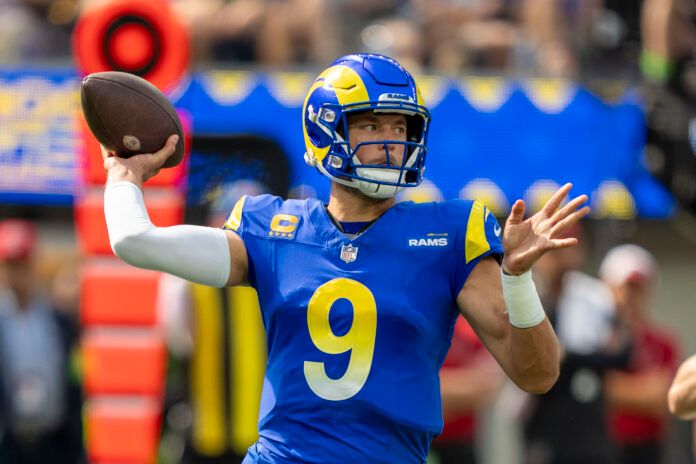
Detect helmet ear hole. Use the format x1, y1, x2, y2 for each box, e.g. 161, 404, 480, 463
335, 110, 355, 140
406, 115, 424, 142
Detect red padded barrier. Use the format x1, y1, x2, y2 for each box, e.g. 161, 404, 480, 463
80, 259, 161, 326
85, 397, 162, 464
82, 329, 166, 396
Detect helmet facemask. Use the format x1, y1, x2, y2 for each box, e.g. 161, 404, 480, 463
314, 101, 429, 199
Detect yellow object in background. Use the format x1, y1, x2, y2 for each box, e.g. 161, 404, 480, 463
190, 284, 267, 456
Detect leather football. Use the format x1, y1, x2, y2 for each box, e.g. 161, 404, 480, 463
80, 71, 184, 168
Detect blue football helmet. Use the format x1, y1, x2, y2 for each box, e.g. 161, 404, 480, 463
302, 54, 431, 198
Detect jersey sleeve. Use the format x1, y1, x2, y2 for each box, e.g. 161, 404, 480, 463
452, 199, 504, 296
221, 194, 282, 288
222, 194, 247, 233
221, 194, 255, 286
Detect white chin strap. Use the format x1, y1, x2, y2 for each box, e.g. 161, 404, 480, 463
352, 144, 423, 199
310, 155, 405, 199
354, 167, 403, 199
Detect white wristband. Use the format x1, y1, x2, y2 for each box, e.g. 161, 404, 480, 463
501, 269, 546, 329
104, 181, 231, 287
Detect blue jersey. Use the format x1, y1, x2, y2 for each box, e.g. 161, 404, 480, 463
225, 195, 503, 464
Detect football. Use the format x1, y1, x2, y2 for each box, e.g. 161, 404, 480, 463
80, 71, 185, 168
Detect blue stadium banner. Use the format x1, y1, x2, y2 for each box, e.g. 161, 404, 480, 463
0, 69, 675, 218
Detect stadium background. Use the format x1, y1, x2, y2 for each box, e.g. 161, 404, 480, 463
0, 0, 695, 463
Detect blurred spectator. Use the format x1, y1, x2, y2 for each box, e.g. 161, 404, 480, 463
49, 257, 80, 323
332, 0, 410, 56
410, 0, 523, 74
516, 0, 590, 77
255, 0, 336, 66
358, 16, 426, 74
511, 0, 696, 83
172, 0, 336, 66
640, 0, 696, 215
337, 0, 606, 76
0, 219, 83, 464
600, 244, 680, 464
171, 0, 262, 63
431, 318, 503, 464
515, 0, 660, 79
521, 223, 631, 464
0, 0, 78, 63
640, 0, 696, 91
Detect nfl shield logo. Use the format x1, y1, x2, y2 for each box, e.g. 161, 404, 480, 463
340, 244, 358, 263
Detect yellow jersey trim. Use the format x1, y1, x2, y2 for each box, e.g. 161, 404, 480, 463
465, 199, 492, 263
224, 195, 247, 231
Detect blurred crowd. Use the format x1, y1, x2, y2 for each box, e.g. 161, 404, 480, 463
0, 0, 692, 83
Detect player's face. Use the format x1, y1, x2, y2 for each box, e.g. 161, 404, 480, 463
347, 112, 408, 167
614, 279, 652, 319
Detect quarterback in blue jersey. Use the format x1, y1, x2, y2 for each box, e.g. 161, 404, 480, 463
102, 54, 590, 463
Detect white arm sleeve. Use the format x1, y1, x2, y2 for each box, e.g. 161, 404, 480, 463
104, 181, 231, 287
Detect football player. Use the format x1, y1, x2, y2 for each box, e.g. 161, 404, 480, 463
102, 54, 589, 463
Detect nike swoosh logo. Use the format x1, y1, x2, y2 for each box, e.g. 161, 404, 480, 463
494, 224, 502, 237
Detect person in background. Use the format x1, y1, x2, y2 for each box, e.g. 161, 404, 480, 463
640, 0, 696, 92
49, 257, 81, 342
331, 0, 410, 59
601, 244, 680, 464
0, 219, 83, 464
431, 318, 503, 464
410, 0, 524, 74
522, 223, 631, 464
0, 0, 78, 63
172, 0, 336, 66
358, 16, 426, 74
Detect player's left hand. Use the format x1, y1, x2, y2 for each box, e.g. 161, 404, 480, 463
502, 183, 589, 275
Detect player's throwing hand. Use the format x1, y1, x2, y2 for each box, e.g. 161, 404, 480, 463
101, 134, 179, 186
